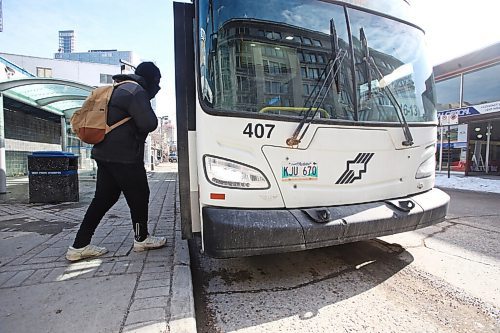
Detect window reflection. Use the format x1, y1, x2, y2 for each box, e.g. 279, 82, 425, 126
199, 0, 436, 123
463, 63, 500, 106
435, 76, 461, 111
348, 8, 434, 122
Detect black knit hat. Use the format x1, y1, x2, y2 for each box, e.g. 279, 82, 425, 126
135, 62, 161, 83
135, 62, 161, 99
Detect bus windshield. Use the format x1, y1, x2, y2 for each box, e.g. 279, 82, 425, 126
198, 0, 437, 123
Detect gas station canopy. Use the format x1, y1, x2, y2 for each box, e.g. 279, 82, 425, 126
0, 78, 94, 120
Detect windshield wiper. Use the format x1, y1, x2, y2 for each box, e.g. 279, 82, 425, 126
331, 18, 341, 93
359, 28, 414, 147
286, 19, 346, 147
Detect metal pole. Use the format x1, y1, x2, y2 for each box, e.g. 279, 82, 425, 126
447, 125, 451, 178
439, 126, 444, 172
159, 117, 163, 162
485, 122, 491, 174
0, 93, 6, 193
61, 116, 67, 151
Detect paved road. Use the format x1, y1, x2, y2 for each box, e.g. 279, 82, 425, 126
190, 188, 500, 333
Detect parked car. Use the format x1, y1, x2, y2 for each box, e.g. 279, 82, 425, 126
168, 153, 178, 163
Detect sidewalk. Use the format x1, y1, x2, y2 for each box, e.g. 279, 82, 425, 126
0, 163, 196, 333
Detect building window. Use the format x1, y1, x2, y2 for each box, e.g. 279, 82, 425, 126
100, 74, 114, 84
236, 27, 249, 35
265, 80, 287, 94
263, 46, 284, 58
265, 31, 282, 40
308, 68, 320, 79
435, 76, 461, 111
313, 39, 322, 47
301, 67, 307, 78
270, 61, 280, 74
297, 52, 305, 62
237, 76, 252, 92
303, 37, 312, 45
236, 55, 254, 69
236, 42, 252, 54
303, 84, 310, 95
462, 63, 500, 106
302, 53, 317, 63
36, 67, 52, 78
221, 74, 231, 90
263, 60, 285, 75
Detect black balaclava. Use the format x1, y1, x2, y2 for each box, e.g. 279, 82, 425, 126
135, 62, 161, 99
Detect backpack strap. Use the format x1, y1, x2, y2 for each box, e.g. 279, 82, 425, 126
113, 80, 139, 88
106, 116, 132, 132
104, 80, 139, 133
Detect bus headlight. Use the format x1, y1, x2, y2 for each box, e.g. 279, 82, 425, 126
203, 155, 270, 189
415, 156, 435, 179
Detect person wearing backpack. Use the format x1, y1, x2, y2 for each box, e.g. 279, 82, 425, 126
66, 62, 166, 261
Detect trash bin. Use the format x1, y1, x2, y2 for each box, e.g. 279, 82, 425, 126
28, 151, 79, 203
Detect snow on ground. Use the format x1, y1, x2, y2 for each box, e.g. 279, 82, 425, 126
435, 173, 500, 194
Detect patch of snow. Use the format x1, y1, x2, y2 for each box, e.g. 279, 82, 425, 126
435, 173, 500, 194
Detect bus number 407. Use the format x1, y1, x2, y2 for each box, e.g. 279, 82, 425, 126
243, 123, 275, 138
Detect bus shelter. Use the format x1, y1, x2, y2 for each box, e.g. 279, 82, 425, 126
0, 78, 94, 193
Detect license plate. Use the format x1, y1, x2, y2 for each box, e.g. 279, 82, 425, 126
282, 162, 318, 181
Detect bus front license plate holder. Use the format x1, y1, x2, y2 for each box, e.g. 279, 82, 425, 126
282, 161, 318, 181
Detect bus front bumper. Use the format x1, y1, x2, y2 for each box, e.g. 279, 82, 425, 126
202, 188, 450, 258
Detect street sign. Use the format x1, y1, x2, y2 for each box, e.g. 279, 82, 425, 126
440, 111, 459, 126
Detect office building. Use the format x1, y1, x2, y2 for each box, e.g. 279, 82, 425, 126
58, 30, 75, 53
55, 49, 140, 69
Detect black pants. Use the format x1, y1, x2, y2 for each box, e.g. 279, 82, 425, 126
72, 161, 150, 248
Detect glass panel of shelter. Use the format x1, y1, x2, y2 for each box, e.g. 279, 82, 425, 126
9, 84, 89, 105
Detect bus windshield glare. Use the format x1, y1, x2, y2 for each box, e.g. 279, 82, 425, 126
198, 0, 437, 123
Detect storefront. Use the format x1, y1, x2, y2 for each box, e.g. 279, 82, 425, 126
437, 103, 500, 175
434, 42, 500, 176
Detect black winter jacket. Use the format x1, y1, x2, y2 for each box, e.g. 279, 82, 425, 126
91, 74, 158, 164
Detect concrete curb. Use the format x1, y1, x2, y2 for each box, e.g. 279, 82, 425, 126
169, 231, 197, 333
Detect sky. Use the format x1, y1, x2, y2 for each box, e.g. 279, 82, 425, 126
411, 0, 500, 64
1, 0, 499, 120
0, 0, 183, 118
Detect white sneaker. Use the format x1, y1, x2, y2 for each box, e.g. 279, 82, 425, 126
66, 245, 108, 261
133, 235, 166, 252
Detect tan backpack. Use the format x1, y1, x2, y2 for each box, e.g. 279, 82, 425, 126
71, 80, 137, 144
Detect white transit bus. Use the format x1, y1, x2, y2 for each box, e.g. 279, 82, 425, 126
173, 0, 450, 258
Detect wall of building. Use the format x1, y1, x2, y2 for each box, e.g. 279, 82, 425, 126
3, 108, 61, 176
0, 53, 120, 86
54, 50, 141, 66
0, 53, 121, 176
